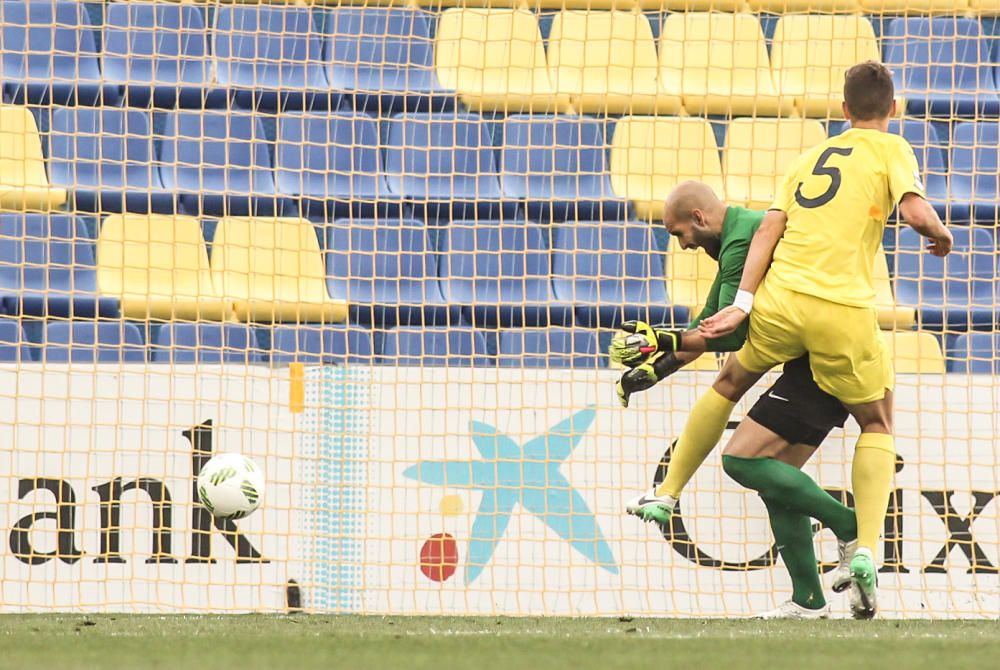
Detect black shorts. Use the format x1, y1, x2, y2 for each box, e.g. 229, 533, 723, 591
746, 355, 849, 448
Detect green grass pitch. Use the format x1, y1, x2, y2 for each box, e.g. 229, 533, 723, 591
1, 615, 997, 670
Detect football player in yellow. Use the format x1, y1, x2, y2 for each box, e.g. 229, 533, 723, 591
691, 61, 952, 617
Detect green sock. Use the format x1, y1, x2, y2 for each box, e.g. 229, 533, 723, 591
762, 497, 826, 610
722, 455, 857, 542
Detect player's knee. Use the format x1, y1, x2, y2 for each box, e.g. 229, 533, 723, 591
721, 454, 756, 489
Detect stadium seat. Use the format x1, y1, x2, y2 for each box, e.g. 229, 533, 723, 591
665, 242, 715, 314
970, 0, 1000, 13
0, 213, 119, 318
947, 333, 1000, 373
213, 6, 338, 111
875, 245, 916, 331
0, 317, 29, 362
378, 326, 490, 367
275, 111, 394, 220
434, 9, 569, 113
323, 8, 455, 114
860, 0, 971, 15
152, 323, 263, 364
103, 3, 220, 109
43, 322, 146, 364
883, 18, 998, 119
270, 324, 374, 365
658, 13, 791, 118
894, 226, 996, 332
881, 330, 944, 374
746, 0, 858, 10
0, 0, 119, 105
551, 220, 689, 328
383, 113, 515, 223
0, 105, 66, 211
497, 327, 604, 369
159, 109, 291, 218
609, 116, 724, 222
436, 219, 572, 328
950, 122, 1000, 224
500, 115, 626, 223
47, 107, 176, 215
723, 118, 826, 210
96, 213, 231, 322
210, 217, 347, 324
325, 218, 455, 327
771, 16, 881, 118
887, 119, 951, 220
547, 11, 679, 115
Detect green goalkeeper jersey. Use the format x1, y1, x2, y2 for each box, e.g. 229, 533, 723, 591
685, 205, 764, 353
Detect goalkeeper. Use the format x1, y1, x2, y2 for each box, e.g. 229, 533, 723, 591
610, 180, 859, 619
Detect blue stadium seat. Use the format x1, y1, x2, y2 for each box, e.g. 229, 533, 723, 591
378, 326, 490, 367
275, 111, 395, 220
500, 115, 626, 223
894, 226, 997, 332
950, 122, 1000, 224
323, 8, 454, 114
159, 109, 292, 217
103, 3, 220, 109
887, 119, 951, 220
436, 219, 572, 328
551, 220, 688, 329
0, 0, 119, 105
0, 318, 30, 362
497, 328, 604, 369
48, 107, 176, 215
326, 218, 455, 327
152, 323, 263, 364
947, 333, 1000, 373
883, 18, 999, 118
213, 6, 338, 111
43, 321, 146, 363
383, 113, 516, 223
0, 214, 119, 319
270, 324, 373, 365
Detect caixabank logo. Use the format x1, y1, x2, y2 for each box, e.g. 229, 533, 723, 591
403, 408, 618, 584
6, 420, 266, 567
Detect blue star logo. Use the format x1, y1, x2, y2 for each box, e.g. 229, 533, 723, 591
402, 408, 617, 584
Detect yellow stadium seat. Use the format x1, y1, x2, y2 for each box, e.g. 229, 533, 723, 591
526, 0, 632, 8
658, 13, 792, 117
633, 0, 746, 10
610, 117, 724, 221
723, 118, 827, 209
665, 243, 716, 314
970, 0, 1000, 14
874, 245, 916, 331
747, 0, 858, 11
434, 9, 569, 113
548, 11, 681, 115
882, 331, 944, 373
97, 214, 232, 322
0, 106, 67, 212
211, 217, 347, 323
858, 0, 968, 13
771, 16, 881, 119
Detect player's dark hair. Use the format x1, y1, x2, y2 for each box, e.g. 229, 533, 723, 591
843, 61, 895, 121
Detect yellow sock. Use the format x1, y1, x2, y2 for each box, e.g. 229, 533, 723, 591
852, 433, 896, 552
655, 387, 736, 499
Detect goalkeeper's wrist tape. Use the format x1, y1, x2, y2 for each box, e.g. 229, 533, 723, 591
733, 289, 755, 314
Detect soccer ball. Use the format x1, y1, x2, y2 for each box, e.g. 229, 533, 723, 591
197, 453, 265, 520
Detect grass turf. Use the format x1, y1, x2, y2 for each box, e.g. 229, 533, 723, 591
0, 615, 997, 670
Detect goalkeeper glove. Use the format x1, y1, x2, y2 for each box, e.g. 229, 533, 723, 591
608, 320, 686, 368
615, 351, 686, 408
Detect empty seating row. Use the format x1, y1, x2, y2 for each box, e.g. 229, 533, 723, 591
4, 3, 1000, 118
0, 319, 612, 368
13, 103, 1000, 224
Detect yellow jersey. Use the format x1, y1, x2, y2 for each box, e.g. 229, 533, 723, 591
768, 128, 925, 308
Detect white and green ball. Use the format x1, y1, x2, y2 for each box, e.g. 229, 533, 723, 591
197, 453, 265, 520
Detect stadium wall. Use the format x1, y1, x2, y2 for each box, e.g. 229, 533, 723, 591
1, 366, 996, 618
